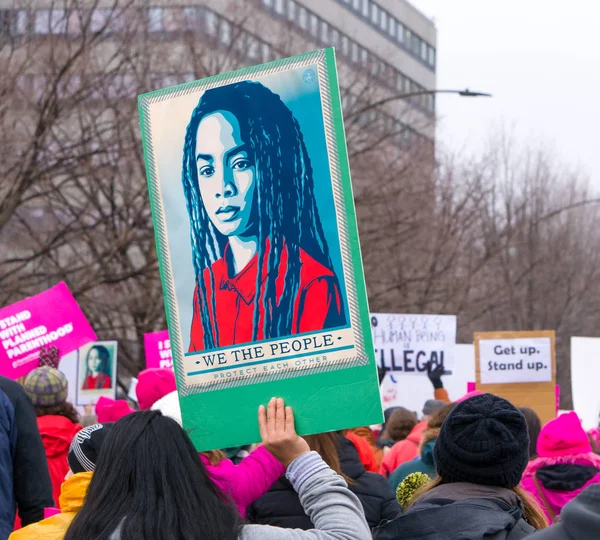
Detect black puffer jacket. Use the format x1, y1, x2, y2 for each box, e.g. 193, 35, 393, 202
247, 435, 401, 529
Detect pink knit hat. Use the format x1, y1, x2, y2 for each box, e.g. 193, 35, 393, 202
136, 368, 177, 410
537, 412, 592, 458
95, 397, 135, 423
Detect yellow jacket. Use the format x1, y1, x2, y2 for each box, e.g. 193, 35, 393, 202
9, 472, 92, 540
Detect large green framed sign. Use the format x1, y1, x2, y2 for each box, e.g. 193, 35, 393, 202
138, 48, 382, 451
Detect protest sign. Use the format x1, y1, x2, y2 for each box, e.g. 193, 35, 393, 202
144, 330, 173, 369
380, 343, 474, 412
0, 282, 97, 380
571, 337, 600, 430
139, 49, 382, 450
75, 341, 118, 406
371, 314, 456, 375
475, 330, 556, 424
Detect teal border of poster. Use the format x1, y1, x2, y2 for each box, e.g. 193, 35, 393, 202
138, 48, 382, 451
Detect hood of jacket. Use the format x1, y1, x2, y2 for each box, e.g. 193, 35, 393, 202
59, 471, 92, 513
407, 421, 428, 445
522, 452, 600, 520
373, 482, 534, 540
37, 415, 82, 457
420, 438, 436, 467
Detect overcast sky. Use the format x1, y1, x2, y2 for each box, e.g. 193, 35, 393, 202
409, 0, 600, 189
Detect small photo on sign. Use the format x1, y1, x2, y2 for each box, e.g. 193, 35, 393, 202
76, 341, 118, 406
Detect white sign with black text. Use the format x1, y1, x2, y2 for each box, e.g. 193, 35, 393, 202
479, 337, 553, 384
371, 313, 457, 376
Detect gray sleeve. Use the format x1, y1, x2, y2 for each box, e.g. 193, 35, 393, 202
239, 452, 371, 540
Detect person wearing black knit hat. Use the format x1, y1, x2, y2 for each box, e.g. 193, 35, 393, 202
373, 394, 549, 540
10, 423, 112, 540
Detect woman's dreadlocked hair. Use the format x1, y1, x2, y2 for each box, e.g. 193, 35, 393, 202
182, 80, 340, 350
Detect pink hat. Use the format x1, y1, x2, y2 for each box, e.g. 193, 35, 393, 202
537, 412, 591, 458
95, 397, 135, 423
136, 368, 177, 410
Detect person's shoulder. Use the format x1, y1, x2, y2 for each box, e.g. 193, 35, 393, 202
9, 513, 75, 540
0, 375, 27, 405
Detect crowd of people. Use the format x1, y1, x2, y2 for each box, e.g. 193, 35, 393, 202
1, 359, 600, 540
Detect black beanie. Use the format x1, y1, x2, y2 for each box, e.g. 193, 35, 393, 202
68, 423, 113, 474
434, 394, 529, 488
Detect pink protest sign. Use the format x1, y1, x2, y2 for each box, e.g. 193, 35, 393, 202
0, 282, 97, 380
144, 330, 173, 370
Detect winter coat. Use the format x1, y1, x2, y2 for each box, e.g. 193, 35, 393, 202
521, 452, 600, 523
9, 472, 92, 540
200, 445, 286, 518
525, 483, 600, 540
380, 421, 428, 477
521, 412, 600, 523
0, 377, 53, 533
247, 435, 401, 529
373, 482, 536, 540
108, 452, 371, 540
388, 437, 437, 492
37, 415, 82, 506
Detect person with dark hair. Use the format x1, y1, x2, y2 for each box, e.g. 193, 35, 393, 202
10, 423, 113, 540
152, 390, 285, 518
387, 402, 457, 491
182, 80, 346, 352
64, 398, 371, 540
24, 367, 82, 506
519, 407, 542, 460
373, 394, 548, 540
521, 412, 600, 524
0, 376, 53, 538
248, 431, 400, 529
82, 346, 112, 390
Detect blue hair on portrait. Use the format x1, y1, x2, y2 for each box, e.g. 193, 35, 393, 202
181, 80, 346, 349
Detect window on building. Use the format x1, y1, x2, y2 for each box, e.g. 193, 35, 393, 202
164, 8, 183, 32
370, 3, 378, 25
380, 9, 387, 31
288, 0, 296, 21
387, 16, 396, 37
360, 47, 368, 64
362, 0, 369, 18
352, 0, 361, 11
396, 22, 404, 43
421, 40, 428, 61
263, 0, 274, 7
351, 41, 358, 62
309, 13, 318, 37
147, 7, 163, 32
206, 11, 218, 36
428, 46, 435, 67
220, 19, 232, 45
247, 35, 259, 59
330, 27, 339, 47
298, 7, 308, 30
321, 19, 329, 43
8, 9, 27, 35
261, 42, 272, 62
340, 34, 349, 56
182, 7, 198, 31
275, 0, 285, 15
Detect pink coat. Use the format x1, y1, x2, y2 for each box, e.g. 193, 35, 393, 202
200, 446, 286, 518
521, 412, 600, 523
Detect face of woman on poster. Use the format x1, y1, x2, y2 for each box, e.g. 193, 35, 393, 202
87, 347, 102, 375
195, 111, 256, 239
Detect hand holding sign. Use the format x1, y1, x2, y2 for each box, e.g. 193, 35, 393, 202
259, 397, 310, 467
